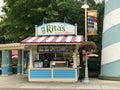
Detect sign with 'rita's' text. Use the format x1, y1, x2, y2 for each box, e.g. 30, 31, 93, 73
35, 22, 77, 36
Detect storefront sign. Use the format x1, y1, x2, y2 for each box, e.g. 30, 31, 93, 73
35, 22, 77, 36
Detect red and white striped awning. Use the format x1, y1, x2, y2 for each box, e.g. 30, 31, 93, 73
21, 35, 83, 45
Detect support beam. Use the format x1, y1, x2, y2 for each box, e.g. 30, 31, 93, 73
1, 50, 8, 76
8, 50, 13, 74
17, 50, 22, 74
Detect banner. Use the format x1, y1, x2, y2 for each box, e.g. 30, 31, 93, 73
87, 10, 97, 35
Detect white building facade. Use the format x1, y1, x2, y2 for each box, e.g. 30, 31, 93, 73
100, 0, 120, 80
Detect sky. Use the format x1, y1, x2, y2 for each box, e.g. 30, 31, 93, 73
94, 0, 103, 4
0, 0, 3, 7
0, 0, 4, 15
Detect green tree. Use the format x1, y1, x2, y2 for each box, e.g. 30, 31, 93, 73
0, 0, 104, 54
0, 0, 51, 42
88, 1, 104, 55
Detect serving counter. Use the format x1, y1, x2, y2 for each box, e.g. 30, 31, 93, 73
27, 44, 80, 82
28, 67, 79, 82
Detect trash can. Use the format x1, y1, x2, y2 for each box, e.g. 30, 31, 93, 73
88, 57, 100, 71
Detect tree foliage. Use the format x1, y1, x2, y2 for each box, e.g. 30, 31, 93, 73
0, 0, 104, 54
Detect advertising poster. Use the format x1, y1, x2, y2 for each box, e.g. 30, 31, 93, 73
87, 10, 97, 35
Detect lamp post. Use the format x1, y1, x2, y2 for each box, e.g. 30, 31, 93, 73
81, 0, 90, 83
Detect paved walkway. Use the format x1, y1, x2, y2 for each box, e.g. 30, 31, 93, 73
0, 74, 120, 90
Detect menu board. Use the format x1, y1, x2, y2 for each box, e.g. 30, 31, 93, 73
37, 45, 75, 52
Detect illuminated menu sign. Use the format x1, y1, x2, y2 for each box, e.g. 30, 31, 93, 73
37, 45, 75, 52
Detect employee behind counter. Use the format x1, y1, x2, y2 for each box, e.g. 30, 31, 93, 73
33, 53, 73, 68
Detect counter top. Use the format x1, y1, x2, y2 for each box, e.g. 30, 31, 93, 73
30, 67, 78, 70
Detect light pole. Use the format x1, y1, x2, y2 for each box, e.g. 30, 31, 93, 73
81, 0, 90, 83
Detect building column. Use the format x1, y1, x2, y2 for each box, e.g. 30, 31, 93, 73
73, 45, 78, 68
1, 50, 8, 76
17, 50, 22, 74
29, 46, 33, 68
100, 0, 120, 80
8, 50, 13, 74
22, 50, 24, 74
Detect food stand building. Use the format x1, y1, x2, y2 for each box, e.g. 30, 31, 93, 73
0, 22, 83, 82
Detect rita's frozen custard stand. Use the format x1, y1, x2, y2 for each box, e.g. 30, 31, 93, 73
21, 22, 83, 82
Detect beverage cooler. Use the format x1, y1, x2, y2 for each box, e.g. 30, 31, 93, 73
34, 61, 43, 68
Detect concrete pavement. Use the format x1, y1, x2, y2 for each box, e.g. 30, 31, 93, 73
0, 74, 120, 90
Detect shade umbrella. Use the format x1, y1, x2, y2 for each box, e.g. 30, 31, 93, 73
12, 55, 18, 59
88, 53, 98, 57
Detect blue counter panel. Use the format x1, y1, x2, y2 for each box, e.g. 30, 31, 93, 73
17, 66, 22, 74
30, 69, 52, 78
2, 66, 8, 75
53, 69, 75, 78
